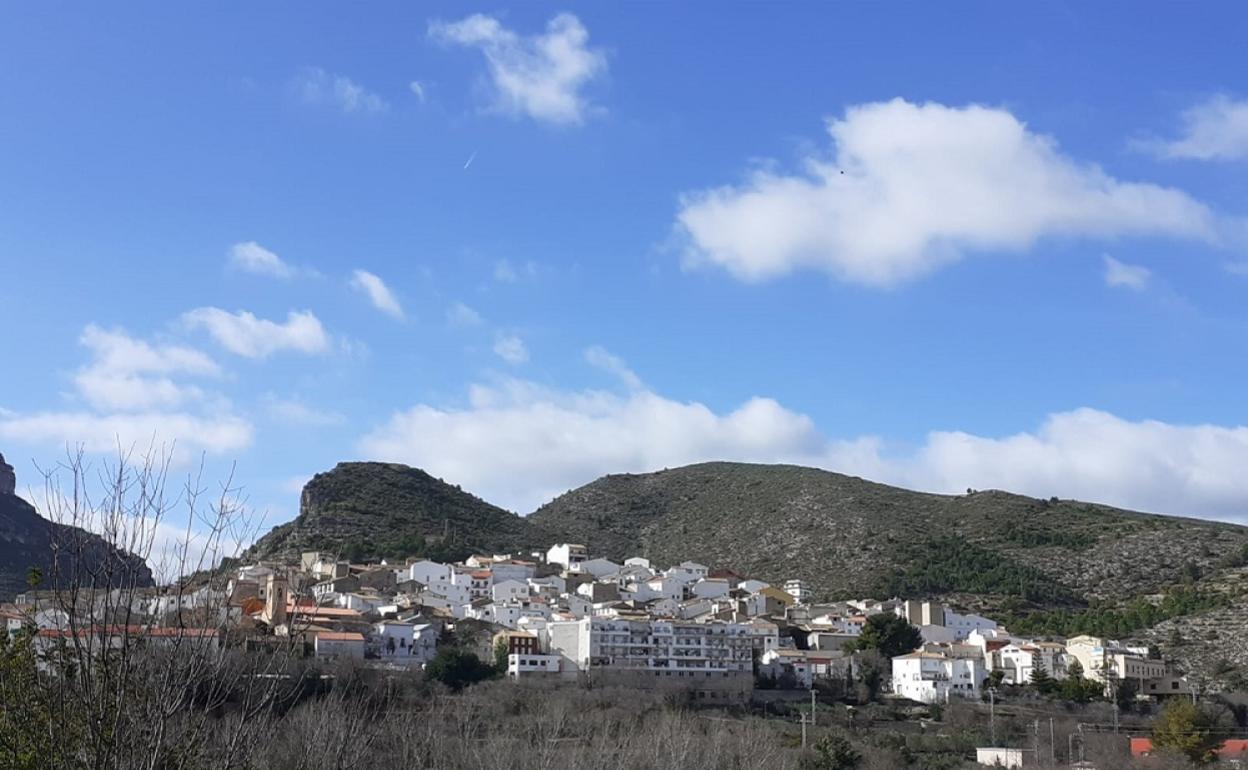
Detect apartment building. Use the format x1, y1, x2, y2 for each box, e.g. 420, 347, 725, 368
544, 616, 754, 701
892, 651, 986, 703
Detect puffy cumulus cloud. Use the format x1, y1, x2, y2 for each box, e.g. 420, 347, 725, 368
293, 67, 388, 114
228, 241, 294, 279
0, 325, 252, 463
349, 270, 405, 320
358, 377, 858, 512
1138, 95, 1248, 162
357, 367, 1248, 522
74, 325, 219, 412
430, 12, 606, 125
1103, 255, 1151, 291
896, 409, 1248, 522
493, 334, 529, 365
677, 99, 1218, 286
181, 308, 330, 358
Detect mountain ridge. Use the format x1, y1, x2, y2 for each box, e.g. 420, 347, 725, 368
0, 452, 155, 600
234, 459, 1248, 677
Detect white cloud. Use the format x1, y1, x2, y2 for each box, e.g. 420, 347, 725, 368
359, 378, 840, 512
0, 411, 253, 459
891, 409, 1248, 522
264, 396, 345, 427
182, 308, 330, 358
293, 67, 388, 115
227, 241, 294, 279
349, 270, 405, 320
584, 345, 644, 390
677, 98, 1219, 285
1103, 255, 1151, 291
74, 325, 220, 412
1138, 95, 1248, 161
430, 12, 606, 125
493, 334, 529, 365
446, 301, 484, 328
0, 326, 250, 471
359, 366, 1248, 521
409, 80, 426, 103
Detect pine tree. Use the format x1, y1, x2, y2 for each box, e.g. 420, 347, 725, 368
1029, 662, 1054, 694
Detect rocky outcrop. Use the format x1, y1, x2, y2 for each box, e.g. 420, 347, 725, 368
247, 462, 547, 563
0, 449, 153, 599
0, 453, 14, 496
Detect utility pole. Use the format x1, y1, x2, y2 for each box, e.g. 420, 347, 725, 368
811, 688, 817, 727
1049, 717, 1056, 766
989, 688, 997, 746
1032, 719, 1040, 767
800, 712, 810, 749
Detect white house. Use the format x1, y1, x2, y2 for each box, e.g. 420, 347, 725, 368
738, 579, 770, 594
691, 578, 731, 600
507, 653, 561, 677
373, 620, 437, 665
668, 561, 709, 580
563, 594, 593, 619
451, 569, 493, 599
546, 544, 588, 570
918, 625, 958, 644
759, 649, 849, 689
645, 575, 690, 602
337, 592, 386, 613
491, 579, 531, 604
943, 609, 1003, 640
491, 600, 553, 629
574, 558, 623, 579
623, 556, 651, 569
490, 560, 537, 583
677, 598, 714, 620
998, 642, 1068, 685
644, 597, 680, 618
404, 560, 452, 586
783, 579, 811, 604
892, 651, 986, 703
976, 748, 1024, 768
742, 619, 781, 654
528, 575, 567, 597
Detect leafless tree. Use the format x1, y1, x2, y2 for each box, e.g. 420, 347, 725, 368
12, 445, 308, 770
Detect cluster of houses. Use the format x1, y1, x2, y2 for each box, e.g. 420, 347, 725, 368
1, 542, 1194, 706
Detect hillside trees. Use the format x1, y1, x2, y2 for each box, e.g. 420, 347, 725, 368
1151, 700, 1222, 764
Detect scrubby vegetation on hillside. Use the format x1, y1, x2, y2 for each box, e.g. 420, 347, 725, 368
247, 462, 545, 563
875, 537, 1080, 606
1005, 588, 1230, 639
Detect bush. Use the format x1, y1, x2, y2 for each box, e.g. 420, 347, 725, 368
424, 648, 499, 692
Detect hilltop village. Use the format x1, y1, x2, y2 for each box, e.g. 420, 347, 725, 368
5, 541, 1198, 709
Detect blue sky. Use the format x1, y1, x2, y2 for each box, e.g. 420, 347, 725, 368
2, 3, 1248, 537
